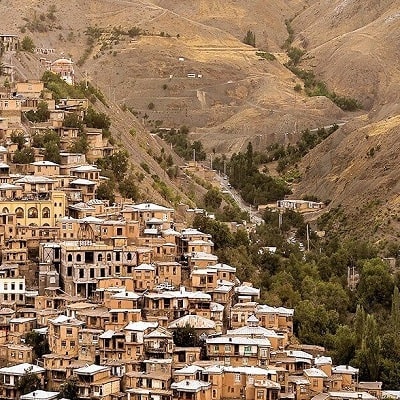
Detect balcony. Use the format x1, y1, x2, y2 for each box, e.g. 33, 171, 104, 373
145, 344, 167, 353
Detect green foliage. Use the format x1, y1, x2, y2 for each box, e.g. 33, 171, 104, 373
158, 127, 206, 161
286, 65, 361, 111
97, 150, 129, 178
294, 83, 302, 92
119, 173, 139, 200
193, 214, 233, 251
10, 132, 26, 150
96, 180, 116, 204
20, 36, 35, 52
140, 162, 150, 174
128, 26, 141, 37
63, 113, 83, 129
287, 47, 305, 66
203, 187, 223, 211
294, 299, 339, 347
32, 129, 61, 163
357, 258, 394, 312
59, 376, 79, 400
24, 101, 50, 123
42, 71, 88, 101
354, 313, 381, 381
13, 147, 35, 164
243, 30, 256, 47
216, 204, 248, 223
265, 125, 339, 173
25, 331, 50, 359
282, 19, 295, 49
83, 107, 111, 134
228, 142, 291, 206
173, 325, 201, 347
69, 133, 89, 155
78, 26, 104, 66
16, 366, 41, 395
256, 51, 276, 61
331, 325, 357, 365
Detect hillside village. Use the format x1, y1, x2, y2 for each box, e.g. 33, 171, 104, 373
0, 33, 395, 400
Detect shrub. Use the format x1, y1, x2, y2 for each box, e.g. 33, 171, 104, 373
243, 30, 256, 47
20, 36, 35, 52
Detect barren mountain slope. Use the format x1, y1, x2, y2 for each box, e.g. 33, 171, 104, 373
2, 0, 400, 236
292, 115, 400, 240
293, 0, 400, 112
2, 0, 349, 155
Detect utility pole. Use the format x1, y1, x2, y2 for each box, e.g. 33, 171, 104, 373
223, 160, 226, 176
193, 148, 196, 163
210, 154, 213, 170
278, 212, 283, 230
306, 224, 310, 251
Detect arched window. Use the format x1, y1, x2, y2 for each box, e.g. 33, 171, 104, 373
28, 207, 38, 218
98, 254, 103, 262
2, 207, 9, 214
77, 254, 82, 262
127, 253, 132, 261
15, 208, 24, 219
67, 254, 73, 262
42, 207, 50, 218
106, 253, 112, 262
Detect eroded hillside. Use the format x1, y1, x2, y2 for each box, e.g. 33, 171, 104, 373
2, 0, 400, 238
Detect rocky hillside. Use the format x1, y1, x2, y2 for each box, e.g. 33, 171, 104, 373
1, 0, 399, 237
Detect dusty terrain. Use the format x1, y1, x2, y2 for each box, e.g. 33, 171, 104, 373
1, 0, 400, 238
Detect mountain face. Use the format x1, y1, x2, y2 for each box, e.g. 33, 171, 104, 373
2, 0, 399, 237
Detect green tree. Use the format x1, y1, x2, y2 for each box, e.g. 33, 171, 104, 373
193, 214, 233, 250
391, 286, 400, 332
357, 258, 394, 311
25, 101, 50, 123
10, 132, 26, 150
203, 187, 223, 211
16, 366, 41, 395
44, 141, 61, 164
119, 174, 139, 200
13, 147, 35, 164
32, 129, 61, 163
59, 376, 79, 400
294, 299, 339, 346
84, 107, 111, 131
243, 30, 256, 47
332, 325, 356, 365
63, 113, 83, 129
109, 150, 129, 178
69, 133, 89, 154
173, 325, 200, 347
25, 331, 50, 359
21, 36, 35, 52
96, 180, 116, 204
354, 314, 381, 381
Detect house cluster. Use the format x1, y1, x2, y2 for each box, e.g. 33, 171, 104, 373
0, 38, 391, 400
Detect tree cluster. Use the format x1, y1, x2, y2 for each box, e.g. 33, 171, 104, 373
228, 142, 291, 206
157, 126, 206, 161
